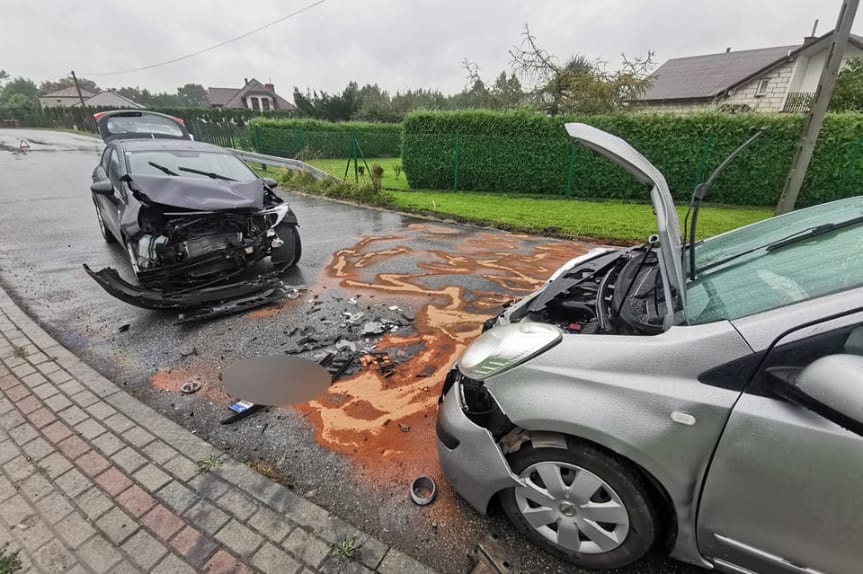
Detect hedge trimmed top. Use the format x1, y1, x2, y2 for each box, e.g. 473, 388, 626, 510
401, 110, 863, 206
251, 118, 402, 158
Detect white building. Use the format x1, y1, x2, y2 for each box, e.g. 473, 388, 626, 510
637, 32, 863, 113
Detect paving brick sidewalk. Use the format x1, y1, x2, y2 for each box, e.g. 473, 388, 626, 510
0, 287, 435, 574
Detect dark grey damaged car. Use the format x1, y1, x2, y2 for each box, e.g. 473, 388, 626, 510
85, 110, 301, 321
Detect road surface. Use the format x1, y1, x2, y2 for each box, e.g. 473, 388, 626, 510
0, 129, 699, 574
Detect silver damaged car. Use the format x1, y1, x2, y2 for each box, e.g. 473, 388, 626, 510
436, 123, 863, 573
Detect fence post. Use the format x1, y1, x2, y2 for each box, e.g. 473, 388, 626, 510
840, 135, 863, 197
564, 142, 578, 198
253, 123, 263, 153
453, 130, 462, 192
693, 132, 715, 189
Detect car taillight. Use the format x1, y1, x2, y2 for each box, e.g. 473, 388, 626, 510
93, 111, 107, 121
171, 116, 186, 126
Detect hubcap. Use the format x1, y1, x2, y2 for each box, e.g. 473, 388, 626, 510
513, 461, 629, 554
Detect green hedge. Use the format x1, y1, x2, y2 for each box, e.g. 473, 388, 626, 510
250, 118, 402, 158
401, 110, 863, 206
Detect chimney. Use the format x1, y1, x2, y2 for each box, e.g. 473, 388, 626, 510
244, 78, 249, 85
265, 82, 275, 93
803, 18, 820, 46
725, 47, 731, 53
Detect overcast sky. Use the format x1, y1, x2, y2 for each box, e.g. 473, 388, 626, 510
3, 0, 861, 96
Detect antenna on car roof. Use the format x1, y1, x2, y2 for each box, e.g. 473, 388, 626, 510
683, 128, 768, 281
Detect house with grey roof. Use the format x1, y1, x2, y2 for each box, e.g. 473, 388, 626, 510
206, 78, 294, 112
637, 31, 863, 113
39, 86, 97, 108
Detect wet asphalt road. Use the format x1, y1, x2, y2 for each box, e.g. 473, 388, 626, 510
0, 130, 700, 574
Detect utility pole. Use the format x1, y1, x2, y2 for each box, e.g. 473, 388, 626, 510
775, 0, 859, 215
70, 70, 90, 131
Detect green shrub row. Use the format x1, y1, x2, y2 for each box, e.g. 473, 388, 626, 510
401, 110, 863, 206
250, 118, 402, 159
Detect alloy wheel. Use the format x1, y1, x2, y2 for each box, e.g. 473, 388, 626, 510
513, 461, 630, 554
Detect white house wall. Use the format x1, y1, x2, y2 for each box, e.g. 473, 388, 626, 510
724, 60, 796, 112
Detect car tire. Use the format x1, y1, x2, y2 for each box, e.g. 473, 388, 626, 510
93, 199, 116, 244
500, 441, 658, 570
271, 224, 302, 268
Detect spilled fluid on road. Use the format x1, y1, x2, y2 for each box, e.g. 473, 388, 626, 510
298, 223, 588, 483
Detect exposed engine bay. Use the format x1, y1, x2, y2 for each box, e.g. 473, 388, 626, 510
500, 245, 670, 336
130, 208, 284, 287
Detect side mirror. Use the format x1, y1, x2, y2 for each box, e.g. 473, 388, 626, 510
262, 177, 278, 189
785, 354, 863, 432
90, 180, 115, 196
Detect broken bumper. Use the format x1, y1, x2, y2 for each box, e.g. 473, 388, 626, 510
436, 381, 520, 514
83, 264, 285, 321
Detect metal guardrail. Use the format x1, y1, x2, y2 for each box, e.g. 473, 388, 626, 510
230, 149, 335, 181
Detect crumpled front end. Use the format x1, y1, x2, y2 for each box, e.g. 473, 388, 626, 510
83, 264, 288, 323
436, 371, 521, 513
86, 199, 298, 321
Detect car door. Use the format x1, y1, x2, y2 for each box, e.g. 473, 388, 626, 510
96, 146, 125, 240
697, 310, 863, 574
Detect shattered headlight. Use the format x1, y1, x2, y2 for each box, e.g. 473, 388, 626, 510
458, 322, 562, 380
259, 204, 291, 227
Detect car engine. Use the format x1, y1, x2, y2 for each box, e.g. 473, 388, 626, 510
130, 211, 273, 286
504, 247, 669, 336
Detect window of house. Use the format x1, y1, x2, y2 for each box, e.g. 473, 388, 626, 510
261, 97, 271, 111
250, 97, 261, 112
755, 78, 770, 97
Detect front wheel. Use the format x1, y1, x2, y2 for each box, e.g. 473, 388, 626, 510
271, 224, 302, 268
500, 441, 658, 570
93, 198, 116, 244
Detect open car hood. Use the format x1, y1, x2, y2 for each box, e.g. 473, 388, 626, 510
565, 123, 686, 323
128, 174, 265, 211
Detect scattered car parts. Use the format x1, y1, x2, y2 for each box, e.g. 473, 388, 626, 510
409, 475, 436, 506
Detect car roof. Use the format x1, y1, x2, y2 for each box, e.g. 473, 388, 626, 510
116, 139, 229, 154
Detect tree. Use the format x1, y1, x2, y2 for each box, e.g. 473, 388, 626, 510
176, 83, 209, 107
508, 25, 655, 114
0, 76, 39, 105
830, 57, 863, 111
39, 75, 99, 95
461, 62, 527, 110
291, 82, 361, 121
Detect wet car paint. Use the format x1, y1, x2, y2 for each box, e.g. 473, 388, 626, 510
0, 130, 700, 574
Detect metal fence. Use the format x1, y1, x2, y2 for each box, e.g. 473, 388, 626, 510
783, 92, 815, 113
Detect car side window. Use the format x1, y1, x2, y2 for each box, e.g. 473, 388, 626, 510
748, 317, 863, 397
99, 147, 112, 174
106, 149, 122, 185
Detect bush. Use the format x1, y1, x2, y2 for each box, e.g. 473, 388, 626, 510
250, 118, 402, 159
401, 109, 863, 206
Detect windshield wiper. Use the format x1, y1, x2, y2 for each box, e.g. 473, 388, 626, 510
696, 214, 863, 275
177, 166, 235, 181
148, 161, 179, 176
765, 215, 863, 252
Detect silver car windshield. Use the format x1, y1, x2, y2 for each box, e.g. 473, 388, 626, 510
687, 196, 863, 324
126, 150, 258, 183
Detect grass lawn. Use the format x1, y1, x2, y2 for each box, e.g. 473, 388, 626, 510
387, 191, 773, 243
256, 157, 773, 243
307, 157, 409, 190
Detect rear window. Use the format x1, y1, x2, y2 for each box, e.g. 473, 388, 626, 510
105, 115, 185, 138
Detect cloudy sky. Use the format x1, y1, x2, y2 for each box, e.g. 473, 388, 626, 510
3, 0, 861, 96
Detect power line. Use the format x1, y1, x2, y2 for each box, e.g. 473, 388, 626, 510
81, 0, 326, 77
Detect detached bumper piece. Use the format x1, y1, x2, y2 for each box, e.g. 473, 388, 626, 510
83, 264, 287, 323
